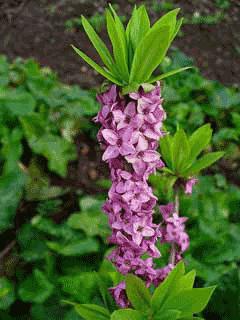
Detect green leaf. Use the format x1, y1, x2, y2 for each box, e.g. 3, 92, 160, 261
183, 152, 224, 176
125, 274, 151, 312
159, 134, 173, 169
111, 309, 144, 320
81, 16, 115, 73
152, 8, 180, 40
176, 270, 196, 292
0, 127, 23, 174
172, 129, 190, 173
46, 238, 99, 256
95, 272, 116, 311
25, 160, 65, 201
79, 196, 103, 211
0, 278, 15, 310
126, 5, 150, 53
154, 309, 181, 320
75, 304, 110, 320
149, 67, 192, 83
17, 224, 49, 262
67, 211, 110, 239
71, 45, 122, 85
171, 17, 184, 41
0, 88, 36, 116
106, 7, 129, 81
18, 269, 54, 303
188, 124, 212, 164
20, 115, 76, 177
59, 273, 97, 304
122, 82, 140, 95
163, 286, 216, 314
0, 170, 26, 232
151, 262, 185, 312
130, 26, 170, 83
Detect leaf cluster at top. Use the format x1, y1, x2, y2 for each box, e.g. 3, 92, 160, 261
72, 4, 191, 93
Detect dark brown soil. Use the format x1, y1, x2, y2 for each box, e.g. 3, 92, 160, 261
0, 0, 239, 88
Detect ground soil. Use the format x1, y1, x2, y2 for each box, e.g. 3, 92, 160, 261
0, 0, 239, 88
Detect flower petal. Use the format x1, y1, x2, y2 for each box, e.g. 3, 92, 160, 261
102, 146, 119, 160
102, 129, 118, 145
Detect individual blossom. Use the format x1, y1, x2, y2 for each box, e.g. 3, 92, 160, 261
185, 177, 198, 194
101, 128, 135, 161
109, 282, 129, 308
160, 203, 190, 257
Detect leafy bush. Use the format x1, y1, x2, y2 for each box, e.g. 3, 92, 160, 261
0, 55, 98, 233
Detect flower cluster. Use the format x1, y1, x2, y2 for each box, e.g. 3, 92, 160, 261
95, 84, 189, 307
159, 203, 189, 262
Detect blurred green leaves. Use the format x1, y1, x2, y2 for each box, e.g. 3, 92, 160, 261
18, 269, 54, 304
0, 278, 15, 310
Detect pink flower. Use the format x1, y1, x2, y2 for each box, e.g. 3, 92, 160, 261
132, 217, 155, 245
112, 101, 144, 130
96, 83, 191, 308
102, 128, 135, 160
109, 282, 129, 308
185, 177, 198, 194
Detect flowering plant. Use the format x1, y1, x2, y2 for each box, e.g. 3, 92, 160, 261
70, 4, 224, 319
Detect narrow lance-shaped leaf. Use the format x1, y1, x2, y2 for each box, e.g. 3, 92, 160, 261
159, 133, 173, 169
188, 124, 212, 164
81, 16, 117, 75
151, 8, 180, 40
171, 17, 184, 41
183, 151, 224, 176
106, 8, 129, 81
130, 26, 170, 83
125, 274, 151, 313
75, 304, 110, 320
148, 66, 193, 83
172, 129, 190, 173
71, 45, 122, 85
126, 5, 150, 53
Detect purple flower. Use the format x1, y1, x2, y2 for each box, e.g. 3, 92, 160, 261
160, 204, 190, 255
96, 83, 191, 308
112, 102, 143, 130
109, 282, 129, 308
159, 203, 175, 220
132, 217, 155, 245
185, 177, 198, 194
102, 128, 135, 160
